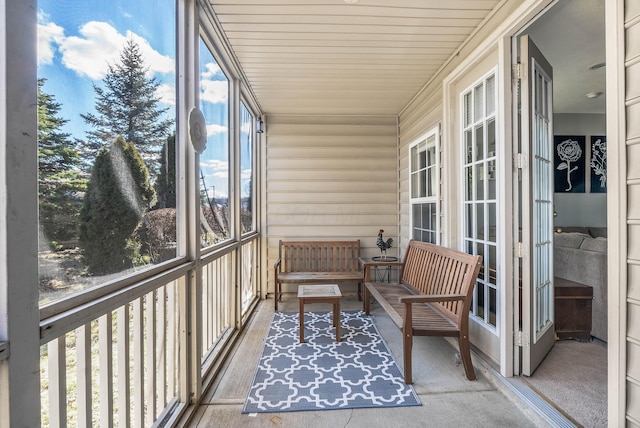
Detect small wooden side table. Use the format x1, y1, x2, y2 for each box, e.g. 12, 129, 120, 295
554, 277, 593, 341
297, 284, 342, 343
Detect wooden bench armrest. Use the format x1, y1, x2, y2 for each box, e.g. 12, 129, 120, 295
399, 294, 466, 304
274, 258, 282, 271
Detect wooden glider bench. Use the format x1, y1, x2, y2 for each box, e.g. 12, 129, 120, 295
363, 240, 482, 384
274, 240, 364, 311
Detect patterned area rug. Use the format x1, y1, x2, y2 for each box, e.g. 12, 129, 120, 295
242, 311, 421, 413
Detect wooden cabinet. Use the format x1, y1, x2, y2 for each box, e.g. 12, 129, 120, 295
554, 277, 593, 341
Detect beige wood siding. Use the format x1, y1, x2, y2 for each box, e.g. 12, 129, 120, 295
625, 0, 640, 424
265, 115, 398, 296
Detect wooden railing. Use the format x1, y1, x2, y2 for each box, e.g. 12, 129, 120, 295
241, 239, 259, 314
39, 235, 261, 427
40, 280, 181, 427
201, 253, 233, 362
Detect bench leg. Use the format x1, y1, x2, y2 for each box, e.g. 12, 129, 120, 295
334, 301, 340, 342
458, 335, 476, 381
403, 330, 413, 384
364, 286, 370, 314
299, 298, 305, 343
403, 303, 413, 384
274, 283, 279, 312
357, 282, 362, 301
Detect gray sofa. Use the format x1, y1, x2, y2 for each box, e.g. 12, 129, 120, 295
553, 227, 607, 342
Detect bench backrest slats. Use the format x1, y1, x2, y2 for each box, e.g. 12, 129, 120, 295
279, 240, 361, 273
400, 240, 482, 324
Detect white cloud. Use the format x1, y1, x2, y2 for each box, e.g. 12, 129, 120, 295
156, 83, 175, 106
206, 123, 227, 137
39, 19, 175, 81
200, 159, 229, 198
37, 21, 65, 66
241, 168, 252, 179
202, 62, 222, 79
58, 21, 125, 79
200, 79, 228, 104
127, 31, 174, 75
241, 120, 252, 134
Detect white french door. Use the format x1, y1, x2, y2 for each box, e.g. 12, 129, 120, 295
515, 35, 555, 376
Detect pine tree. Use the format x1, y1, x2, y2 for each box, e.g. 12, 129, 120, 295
154, 134, 176, 209
37, 78, 86, 247
81, 38, 174, 175
78, 136, 157, 274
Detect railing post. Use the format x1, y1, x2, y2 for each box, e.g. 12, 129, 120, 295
99, 314, 114, 427
77, 324, 92, 428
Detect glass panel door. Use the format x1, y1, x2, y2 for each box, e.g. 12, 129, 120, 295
462, 73, 499, 330
518, 35, 555, 376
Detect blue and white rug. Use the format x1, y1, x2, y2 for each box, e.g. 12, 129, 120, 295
242, 310, 421, 413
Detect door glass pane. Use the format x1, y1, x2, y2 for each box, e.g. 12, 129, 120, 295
489, 244, 497, 283
532, 65, 554, 337
489, 287, 497, 327
462, 72, 498, 329
487, 118, 496, 157
199, 38, 230, 247
476, 282, 486, 320
476, 164, 484, 200
477, 203, 485, 240
466, 166, 473, 201
488, 160, 496, 199
486, 75, 495, 115
475, 124, 484, 161
488, 203, 497, 239
465, 129, 473, 163
37, 0, 177, 306
474, 83, 484, 122
464, 93, 472, 127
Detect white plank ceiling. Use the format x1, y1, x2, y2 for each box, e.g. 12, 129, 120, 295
209, 0, 502, 116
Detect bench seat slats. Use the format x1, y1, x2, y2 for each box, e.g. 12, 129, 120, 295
277, 272, 363, 283
366, 282, 459, 334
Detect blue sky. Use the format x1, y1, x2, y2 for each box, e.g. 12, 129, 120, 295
37, 0, 252, 199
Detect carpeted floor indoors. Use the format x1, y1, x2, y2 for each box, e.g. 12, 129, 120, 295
522, 339, 607, 427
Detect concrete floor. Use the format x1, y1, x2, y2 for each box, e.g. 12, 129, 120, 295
188, 294, 545, 428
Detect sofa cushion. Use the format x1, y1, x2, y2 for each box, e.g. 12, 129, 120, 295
589, 227, 608, 238
580, 236, 607, 253
555, 226, 590, 235
554, 232, 590, 249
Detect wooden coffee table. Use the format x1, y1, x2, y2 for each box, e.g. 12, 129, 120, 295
297, 284, 342, 343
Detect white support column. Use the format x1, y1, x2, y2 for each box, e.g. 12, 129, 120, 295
0, 0, 41, 427
176, 0, 201, 406
605, 0, 627, 425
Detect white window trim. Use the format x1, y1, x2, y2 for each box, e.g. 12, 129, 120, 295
408, 125, 440, 245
